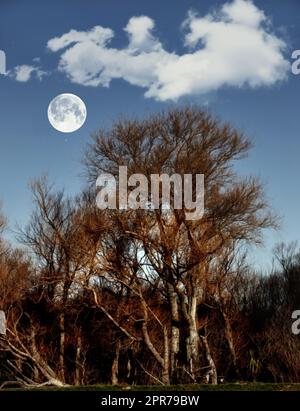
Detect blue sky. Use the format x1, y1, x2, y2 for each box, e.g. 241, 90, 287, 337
0, 0, 300, 270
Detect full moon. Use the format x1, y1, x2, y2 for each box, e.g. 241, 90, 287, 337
47, 93, 87, 133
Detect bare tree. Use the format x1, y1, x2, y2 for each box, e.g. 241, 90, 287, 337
18, 178, 93, 385
84, 107, 276, 383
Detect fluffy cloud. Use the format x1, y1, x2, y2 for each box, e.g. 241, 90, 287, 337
47, 0, 289, 101
10, 64, 47, 82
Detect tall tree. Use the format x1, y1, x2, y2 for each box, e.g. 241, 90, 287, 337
85, 106, 276, 383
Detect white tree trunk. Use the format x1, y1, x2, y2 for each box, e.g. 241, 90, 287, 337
201, 334, 218, 384
168, 283, 180, 378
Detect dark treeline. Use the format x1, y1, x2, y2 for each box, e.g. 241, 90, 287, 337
0, 107, 299, 387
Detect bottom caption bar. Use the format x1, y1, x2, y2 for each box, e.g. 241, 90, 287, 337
0, 390, 299, 409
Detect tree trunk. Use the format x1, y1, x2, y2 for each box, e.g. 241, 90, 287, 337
222, 309, 241, 379
201, 334, 218, 384
167, 283, 180, 380
111, 339, 120, 385
75, 332, 82, 385
30, 326, 66, 386
31, 328, 39, 382
59, 313, 65, 383
162, 326, 170, 385
183, 294, 200, 379
187, 321, 199, 378
140, 298, 170, 385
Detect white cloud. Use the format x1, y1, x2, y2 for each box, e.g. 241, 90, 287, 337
47, 26, 114, 52
47, 0, 289, 101
10, 64, 47, 82
221, 0, 266, 27
124, 16, 160, 52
